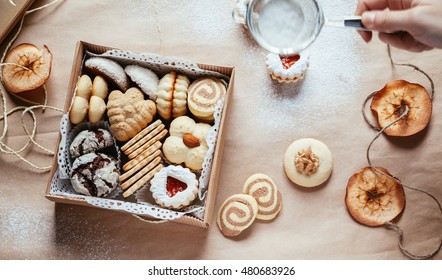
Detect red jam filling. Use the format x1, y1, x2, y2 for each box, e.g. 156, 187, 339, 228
166, 176, 188, 197
280, 54, 300, 70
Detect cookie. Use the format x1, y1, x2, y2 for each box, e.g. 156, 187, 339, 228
150, 165, 199, 210
156, 72, 190, 120
122, 164, 163, 198
69, 129, 114, 158
70, 153, 119, 197
243, 174, 282, 221
187, 77, 226, 122
125, 65, 159, 101
345, 167, 405, 227
370, 80, 432, 137
283, 138, 333, 187
162, 116, 211, 171
107, 87, 156, 142
84, 57, 130, 92
266, 52, 309, 83
217, 194, 258, 237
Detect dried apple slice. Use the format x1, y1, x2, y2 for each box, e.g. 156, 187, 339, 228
370, 80, 432, 137
345, 167, 405, 227
1, 43, 53, 93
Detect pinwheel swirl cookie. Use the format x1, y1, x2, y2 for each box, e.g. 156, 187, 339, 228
243, 174, 282, 220
217, 194, 258, 237
345, 167, 405, 227
266, 52, 309, 83
187, 77, 227, 122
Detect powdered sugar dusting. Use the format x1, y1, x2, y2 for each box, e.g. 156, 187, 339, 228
238, 0, 366, 138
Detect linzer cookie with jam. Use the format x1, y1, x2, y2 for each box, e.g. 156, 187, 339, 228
266, 52, 309, 83
149, 165, 199, 210
187, 77, 226, 122
70, 152, 119, 197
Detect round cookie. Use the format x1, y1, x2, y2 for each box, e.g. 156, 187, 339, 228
69, 129, 114, 158
150, 165, 199, 210
217, 194, 258, 237
70, 153, 119, 197
243, 173, 282, 221
187, 77, 226, 122
345, 167, 405, 227
266, 52, 309, 83
283, 138, 333, 187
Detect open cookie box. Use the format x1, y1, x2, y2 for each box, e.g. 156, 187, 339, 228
45, 41, 235, 228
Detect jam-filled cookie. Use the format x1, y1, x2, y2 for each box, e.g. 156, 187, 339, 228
150, 165, 199, 210
266, 52, 309, 83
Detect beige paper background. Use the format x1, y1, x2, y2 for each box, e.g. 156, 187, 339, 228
0, 0, 441, 259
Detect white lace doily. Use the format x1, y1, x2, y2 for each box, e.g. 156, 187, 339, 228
50, 51, 228, 222
86, 50, 230, 82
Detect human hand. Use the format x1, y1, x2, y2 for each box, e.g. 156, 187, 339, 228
355, 0, 442, 52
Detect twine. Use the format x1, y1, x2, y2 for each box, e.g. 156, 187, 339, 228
131, 214, 168, 224
362, 45, 442, 259
152, 0, 164, 55
0, 0, 64, 171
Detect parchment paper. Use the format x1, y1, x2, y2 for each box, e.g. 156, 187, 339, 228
0, 0, 441, 260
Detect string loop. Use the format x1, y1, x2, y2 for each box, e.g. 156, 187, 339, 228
362, 45, 442, 259
0, 0, 64, 171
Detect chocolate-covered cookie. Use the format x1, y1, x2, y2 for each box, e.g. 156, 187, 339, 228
70, 152, 119, 197
69, 129, 114, 158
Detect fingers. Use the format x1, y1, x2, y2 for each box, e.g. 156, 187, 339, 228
361, 9, 415, 33
378, 32, 433, 52
356, 0, 412, 12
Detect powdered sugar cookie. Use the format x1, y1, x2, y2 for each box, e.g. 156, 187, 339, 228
217, 194, 258, 237
243, 173, 282, 220
124, 65, 159, 101
84, 57, 129, 92
284, 138, 333, 187
266, 52, 309, 83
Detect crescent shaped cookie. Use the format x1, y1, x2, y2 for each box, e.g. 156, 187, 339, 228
345, 167, 405, 227
217, 194, 258, 237
187, 77, 226, 122
283, 138, 333, 187
243, 173, 282, 220
84, 57, 130, 92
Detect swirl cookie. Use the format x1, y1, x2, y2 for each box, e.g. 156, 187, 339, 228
243, 174, 282, 220
266, 52, 309, 83
283, 138, 333, 187
187, 77, 227, 122
345, 167, 405, 227
217, 194, 258, 237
